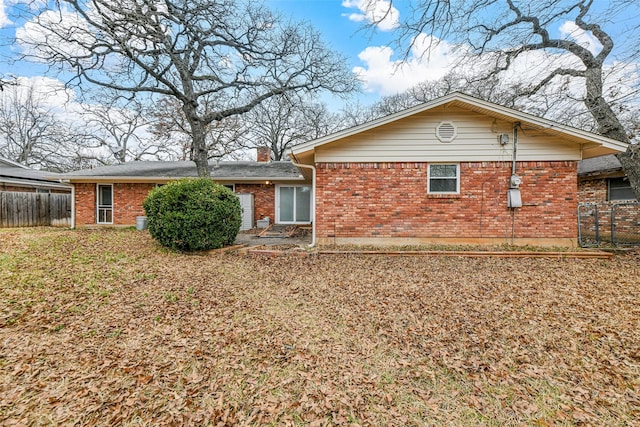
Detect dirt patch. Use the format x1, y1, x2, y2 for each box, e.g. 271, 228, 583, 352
1, 228, 639, 425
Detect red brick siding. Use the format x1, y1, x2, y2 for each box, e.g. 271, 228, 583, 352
234, 183, 275, 225
75, 182, 277, 227
578, 178, 608, 204
74, 183, 155, 226
316, 161, 577, 239
74, 183, 96, 226
114, 183, 156, 225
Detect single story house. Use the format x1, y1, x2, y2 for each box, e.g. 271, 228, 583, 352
54, 147, 308, 230
289, 92, 627, 247
52, 93, 628, 247
578, 154, 637, 204
0, 157, 71, 193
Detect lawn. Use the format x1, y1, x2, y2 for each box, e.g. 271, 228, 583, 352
1, 228, 639, 426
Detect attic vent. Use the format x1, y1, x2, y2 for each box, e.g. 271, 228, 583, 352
436, 121, 457, 142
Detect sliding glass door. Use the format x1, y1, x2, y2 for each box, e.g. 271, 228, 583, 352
277, 185, 311, 223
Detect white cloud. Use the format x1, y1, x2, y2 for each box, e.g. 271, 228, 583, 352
9, 76, 76, 108
341, 0, 399, 31
353, 34, 466, 95
559, 21, 603, 56
16, 9, 96, 62
0, 0, 11, 28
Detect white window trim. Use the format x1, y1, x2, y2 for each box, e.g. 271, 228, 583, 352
96, 183, 114, 224
275, 184, 312, 224
427, 163, 460, 195
222, 183, 236, 192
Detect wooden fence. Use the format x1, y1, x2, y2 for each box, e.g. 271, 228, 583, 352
0, 191, 72, 228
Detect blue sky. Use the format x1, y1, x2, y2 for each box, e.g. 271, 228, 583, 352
0, 0, 639, 111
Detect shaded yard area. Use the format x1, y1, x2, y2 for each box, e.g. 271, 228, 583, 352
1, 228, 639, 425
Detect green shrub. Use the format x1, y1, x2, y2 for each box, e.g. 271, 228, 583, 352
143, 178, 241, 251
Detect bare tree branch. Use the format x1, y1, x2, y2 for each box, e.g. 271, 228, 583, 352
17, 0, 357, 176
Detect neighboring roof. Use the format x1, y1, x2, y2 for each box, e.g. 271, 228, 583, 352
290, 92, 628, 161
578, 154, 623, 177
54, 160, 306, 183
0, 165, 72, 191
0, 157, 29, 168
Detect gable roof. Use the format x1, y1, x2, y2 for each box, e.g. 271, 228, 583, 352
291, 92, 628, 162
0, 157, 29, 168
54, 160, 305, 183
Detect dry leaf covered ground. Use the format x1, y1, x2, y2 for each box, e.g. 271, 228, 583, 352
1, 228, 639, 426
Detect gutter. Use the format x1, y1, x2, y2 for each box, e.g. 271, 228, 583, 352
56, 176, 306, 184
290, 154, 316, 248
0, 177, 72, 190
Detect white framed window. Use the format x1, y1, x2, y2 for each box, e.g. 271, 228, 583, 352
428, 164, 459, 194
97, 184, 113, 224
276, 185, 311, 223
222, 184, 235, 192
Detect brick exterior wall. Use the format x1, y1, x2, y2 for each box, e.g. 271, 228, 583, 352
74, 182, 156, 227
234, 183, 275, 225
316, 161, 578, 244
578, 178, 608, 204
75, 182, 277, 228
577, 177, 640, 244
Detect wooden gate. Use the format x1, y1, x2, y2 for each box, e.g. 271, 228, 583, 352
0, 192, 71, 228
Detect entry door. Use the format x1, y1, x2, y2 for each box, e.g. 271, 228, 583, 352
277, 185, 311, 224
236, 193, 254, 231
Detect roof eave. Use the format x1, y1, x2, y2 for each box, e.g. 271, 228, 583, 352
61, 176, 307, 183
1, 177, 72, 189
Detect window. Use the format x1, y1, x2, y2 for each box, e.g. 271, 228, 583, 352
428, 164, 459, 194
277, 185, 311, 223
97, 184, 113, 224
608, 177, 635, 201
222, 184, 235, 192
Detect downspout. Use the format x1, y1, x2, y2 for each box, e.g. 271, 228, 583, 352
71, 184, 75, 229
290, 154, 316, 248
512, 122, 519, 176
511, 122, 520, 245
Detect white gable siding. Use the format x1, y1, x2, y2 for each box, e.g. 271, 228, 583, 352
315, 107, 581, 163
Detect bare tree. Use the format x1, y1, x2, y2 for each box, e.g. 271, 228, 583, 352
0, 82, 88, 171
365, 0, 640, 198
81, 91, 182, 164
17, 0, 356, 176
246, 96, 342, 161
148, 95, 248, 161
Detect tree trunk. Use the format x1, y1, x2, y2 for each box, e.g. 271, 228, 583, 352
183, 103, 210, 177
583, 69, 640, 200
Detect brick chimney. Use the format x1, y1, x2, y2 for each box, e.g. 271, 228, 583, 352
256, 146, 271, 162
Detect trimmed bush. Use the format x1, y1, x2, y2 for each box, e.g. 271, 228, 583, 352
143, 178, 241, 251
